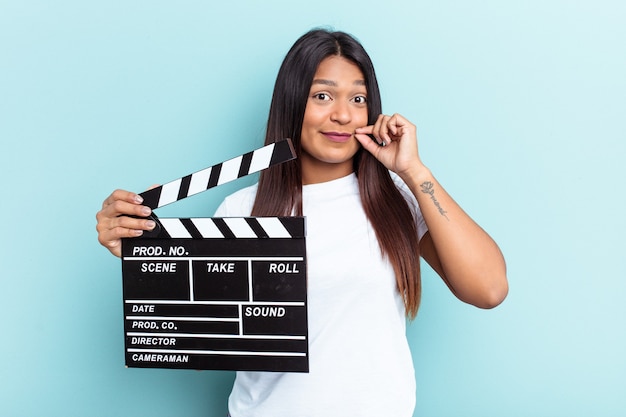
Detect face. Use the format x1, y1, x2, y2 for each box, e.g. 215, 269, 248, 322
300, 55, 369, 184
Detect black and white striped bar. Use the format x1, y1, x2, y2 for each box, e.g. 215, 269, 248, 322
139, 138, 295, 210
141, 216, 305, 240
153, 217, 304, 239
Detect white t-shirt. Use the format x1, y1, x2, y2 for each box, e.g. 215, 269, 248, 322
214, 173, 427, 417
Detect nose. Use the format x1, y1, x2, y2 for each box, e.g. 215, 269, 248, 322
330, 101, 351, 125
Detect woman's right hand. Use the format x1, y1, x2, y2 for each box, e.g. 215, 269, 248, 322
96, 189, 156, 257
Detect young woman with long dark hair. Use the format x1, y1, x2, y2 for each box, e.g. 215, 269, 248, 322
96, 28, 507, 416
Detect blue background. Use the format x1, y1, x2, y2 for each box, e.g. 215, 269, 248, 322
1, 1, 624, 416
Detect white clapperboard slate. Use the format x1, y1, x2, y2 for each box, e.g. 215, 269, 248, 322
121, 139, 308, 372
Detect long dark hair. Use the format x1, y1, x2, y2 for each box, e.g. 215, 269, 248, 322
251, 29, 421, 318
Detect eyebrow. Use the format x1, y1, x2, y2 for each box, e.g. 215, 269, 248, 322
311, 79, 366, 87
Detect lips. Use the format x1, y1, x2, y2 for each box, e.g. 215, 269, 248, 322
322, 131, 352, 143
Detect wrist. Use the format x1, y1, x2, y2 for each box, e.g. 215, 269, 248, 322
399, 163, 433, 188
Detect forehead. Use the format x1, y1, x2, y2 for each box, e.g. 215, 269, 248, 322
313, 55, 365, 84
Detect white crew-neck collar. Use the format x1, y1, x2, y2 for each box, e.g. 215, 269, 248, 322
302, 173, 357, 196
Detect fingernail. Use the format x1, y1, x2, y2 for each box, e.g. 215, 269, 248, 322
141, 207, 151, 216
134, 195, 144, 204
146, 220, 156, 230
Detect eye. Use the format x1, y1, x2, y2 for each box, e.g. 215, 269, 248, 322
312, 93, 331, 101
353, 95, 367, 104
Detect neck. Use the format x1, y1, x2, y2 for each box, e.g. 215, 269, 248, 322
301, 157, 354, 185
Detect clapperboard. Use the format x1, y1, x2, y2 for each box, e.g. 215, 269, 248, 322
121, 139, 309, 372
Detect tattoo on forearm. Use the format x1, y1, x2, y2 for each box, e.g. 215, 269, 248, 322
420, 181, 449, 220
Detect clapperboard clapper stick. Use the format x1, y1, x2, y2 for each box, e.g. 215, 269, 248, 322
137, 138, 296, 237
121, 138, 309, 372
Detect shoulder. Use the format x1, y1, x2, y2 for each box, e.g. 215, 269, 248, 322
213, 183, 258, 217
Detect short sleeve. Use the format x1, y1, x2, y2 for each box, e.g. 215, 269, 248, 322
212, 200, 229, 217
212, 184, 258, 217
391, 172, 428, 241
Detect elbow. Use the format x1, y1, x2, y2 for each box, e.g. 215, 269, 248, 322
442, 260, 509, 309
476, 285, 508, 309
474, 274, 509, 309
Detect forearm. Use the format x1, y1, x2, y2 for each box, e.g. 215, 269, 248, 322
401, 165, 508, 308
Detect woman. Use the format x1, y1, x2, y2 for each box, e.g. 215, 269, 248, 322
97, 29, 507, 416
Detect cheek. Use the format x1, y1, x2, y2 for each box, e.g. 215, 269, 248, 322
357, 105, 369, 121
303, 106, 324, 127
301, 109, 325, 140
